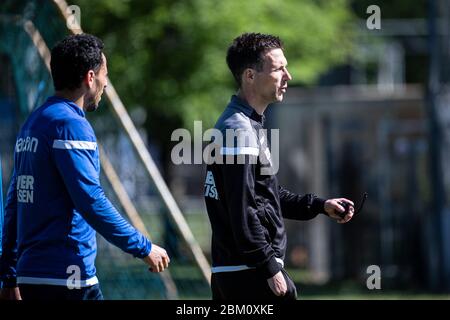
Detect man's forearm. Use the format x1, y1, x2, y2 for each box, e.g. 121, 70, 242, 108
279, 185, 326, 220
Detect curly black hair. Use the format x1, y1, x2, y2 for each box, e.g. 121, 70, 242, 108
226, 33, 283, 87
50, 33, 104, 91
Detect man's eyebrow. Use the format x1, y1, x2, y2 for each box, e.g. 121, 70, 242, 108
275, 63, 287, 69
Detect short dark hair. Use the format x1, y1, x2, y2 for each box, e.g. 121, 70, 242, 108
226, 33, 283, 86
50, 33, 104, 91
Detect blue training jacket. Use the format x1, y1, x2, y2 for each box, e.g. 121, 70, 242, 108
0, 154, 3, 258
0, 96, 151, 287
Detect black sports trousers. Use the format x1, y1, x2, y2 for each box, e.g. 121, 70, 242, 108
211, 268, 297, 301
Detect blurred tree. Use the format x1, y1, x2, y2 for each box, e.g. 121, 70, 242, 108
72, 0, 355, 173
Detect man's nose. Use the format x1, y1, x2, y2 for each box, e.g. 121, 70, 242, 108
285, 69, 292, 81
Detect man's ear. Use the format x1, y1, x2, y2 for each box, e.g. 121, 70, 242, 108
242, 68, 255, 85
83, 70, 95, 89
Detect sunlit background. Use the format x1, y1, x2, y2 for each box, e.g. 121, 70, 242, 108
1, 0, 450, 299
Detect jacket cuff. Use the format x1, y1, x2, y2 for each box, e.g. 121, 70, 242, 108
136, 239, 152, 259
312, 197, 327, 215
259, 256, 282, 279
1, 275, 17, 288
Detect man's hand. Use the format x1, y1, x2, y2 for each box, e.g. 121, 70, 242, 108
267, 271, 287, 296
0, 287, 22, 300
143, 244, 170, 273
325, 198, 354, 223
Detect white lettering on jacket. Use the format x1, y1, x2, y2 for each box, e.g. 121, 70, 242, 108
15, 137, 39, 153
17, 175, 34, 203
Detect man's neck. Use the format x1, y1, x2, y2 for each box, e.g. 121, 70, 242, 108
237, 89, 267, 115
54, 89, 86, 111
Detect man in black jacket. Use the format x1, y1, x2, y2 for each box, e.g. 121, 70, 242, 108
204, 33, 355, 300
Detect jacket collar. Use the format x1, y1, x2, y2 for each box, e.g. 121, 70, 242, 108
47, 96, 86, 118
229, 95, 265, 125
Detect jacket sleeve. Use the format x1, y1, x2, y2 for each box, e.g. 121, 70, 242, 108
0, 170, 18, 288
220, 153, 281, 279
278, 185, 327, 220
52, 118, 151, 259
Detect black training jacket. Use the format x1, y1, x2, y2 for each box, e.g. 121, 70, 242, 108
204, 95, 327, 279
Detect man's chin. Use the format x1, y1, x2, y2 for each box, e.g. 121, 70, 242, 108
85, 103, 99, 112
276, 94, 284, 102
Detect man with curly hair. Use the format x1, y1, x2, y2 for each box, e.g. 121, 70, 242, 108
204, 33, 355, 300
0, 34, 170, 300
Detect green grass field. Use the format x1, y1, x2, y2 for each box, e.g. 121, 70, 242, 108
285, 268, 450, 300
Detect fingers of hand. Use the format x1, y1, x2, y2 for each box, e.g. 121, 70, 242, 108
271, 272, 287, 296
277, 288, 287, 296
337, 209, 354, 223
160, 248, 170, 269
277, 285, 287, 296
339, 198, 354, 207
335, 203, 346, 214
163, 255, 170, 269
332, 198, 354, 222
149, 261, 163, 273
148, 252, 170, 273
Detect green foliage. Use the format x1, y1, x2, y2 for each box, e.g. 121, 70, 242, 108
72, 0, 355, 133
